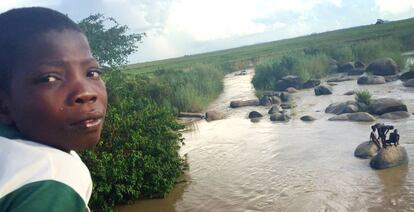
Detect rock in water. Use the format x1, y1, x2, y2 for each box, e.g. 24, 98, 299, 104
357, 75, 386, 85
230, 99, 260, 108
205, 111, 225, 122
248, 111, 263, 119
370, 98, 407, 115
366, 58, 399, 76
314, 85, 332, 96
300, 115, 316, 122
403, 79, 414, 87
370, 146, 408, 169
379, 111, 410, 120
354, 141, 379, 159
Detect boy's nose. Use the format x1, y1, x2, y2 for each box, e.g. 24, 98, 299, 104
75, 93, 97, 104
68, 82, 98, 105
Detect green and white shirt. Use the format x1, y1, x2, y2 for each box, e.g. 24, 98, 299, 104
0, 126, 92, 211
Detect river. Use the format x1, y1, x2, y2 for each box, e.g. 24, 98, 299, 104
120, 69, 414, 212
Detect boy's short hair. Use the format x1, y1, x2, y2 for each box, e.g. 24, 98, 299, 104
0, 7, 82, 93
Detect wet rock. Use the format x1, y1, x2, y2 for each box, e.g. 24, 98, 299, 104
302, 79, 321, 89
230, 99, 260, 108
327, 76, 353, 82
300, 115, 316, 122
248, 111, 263, 119
403, 79, 414, 87
338, 62, 354, 73
327, 83, 338, 86
260, 96, 273, 106
370, 98, 407, 115
354, 141, 379, 159
314, 85, 332, 96
379, 111, 410, 120
357, 75, 386, 85
370, 146, 409, 169
366, 58, 399, 76
325, 101, 359, 115
268, 105, 280, 114
263, 90, 279, 96
344, 90, 356, 95
399, 70, 414, 81
286, 87, 298, 93
348, 68, 365, 76
270, 113, 290, 122
205, 111, 225, 122
328, 112, 376, 122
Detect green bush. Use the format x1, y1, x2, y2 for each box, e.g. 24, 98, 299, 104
355, 90, 372, 112
351, 38, 404, 67
80, 71, 184, 211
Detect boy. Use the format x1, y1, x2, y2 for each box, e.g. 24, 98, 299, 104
0, 7, 107, 211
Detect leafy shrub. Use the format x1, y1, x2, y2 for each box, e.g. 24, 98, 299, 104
355, 90, 372, 112
80, 71, 184, 211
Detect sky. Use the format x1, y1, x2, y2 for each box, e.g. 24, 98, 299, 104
1, 0, 414, 64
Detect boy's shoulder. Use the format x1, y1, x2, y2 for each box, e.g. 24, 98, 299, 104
0, 135, 92, 205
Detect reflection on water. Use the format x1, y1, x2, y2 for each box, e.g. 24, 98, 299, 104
120, 69, 414, 212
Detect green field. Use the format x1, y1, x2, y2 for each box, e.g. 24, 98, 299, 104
124, 17, 414, 74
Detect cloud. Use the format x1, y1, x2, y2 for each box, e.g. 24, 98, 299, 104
375, 0, 414, 15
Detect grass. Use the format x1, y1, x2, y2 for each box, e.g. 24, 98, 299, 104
355, 90, 372, 112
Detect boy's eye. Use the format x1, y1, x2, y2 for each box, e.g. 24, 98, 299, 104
37, 75, 58, 83
87, 69, 101, 79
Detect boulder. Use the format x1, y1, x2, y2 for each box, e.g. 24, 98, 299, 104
348, 68, 365, 76
399, 70, 414, 81
230, 99, 260, 108
205, 111, 225, 122
354, 61, 365, 69
280, 92, 292, 102
300, 115, 316, 121
370, 146, 409, 169
379, 111, 410, 120
354, 141, 379, 159
328, 112, 376, 122
370, 98, 407, 115
248, 111, 263, 119
325, 101, 359, 115
302, 79, 321, 89
327, 76, 353, 82
268, 105, 280, 114
271, 96, 282, 105
384, 75, 399, 82
314, 85, 332, 96
366, 58, 399, 76
344, 90, 355, 95
270, 113, 290, 122
357, 75, 386, 85
403, 79, 414, 87
275, 75, 304, 91
263, 90, 279, 96
282, 75, 304, 89
260, 96, 273, 106
338, 62, 354, 73
286, 87, 298, 93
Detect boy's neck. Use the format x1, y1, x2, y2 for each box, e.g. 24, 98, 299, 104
0, 124, 24, 139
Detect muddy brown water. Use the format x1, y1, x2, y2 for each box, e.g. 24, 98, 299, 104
119, 69, 414, 212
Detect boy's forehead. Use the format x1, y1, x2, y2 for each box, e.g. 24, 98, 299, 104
23, 29, 94, 65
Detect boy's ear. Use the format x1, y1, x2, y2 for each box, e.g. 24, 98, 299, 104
0, 91, 13, 125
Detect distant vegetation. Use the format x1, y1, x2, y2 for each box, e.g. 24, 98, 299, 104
252, 37, 406, 91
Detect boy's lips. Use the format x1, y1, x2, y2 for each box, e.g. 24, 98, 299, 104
69, 113, 104, 130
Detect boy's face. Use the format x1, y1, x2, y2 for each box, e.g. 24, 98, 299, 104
3, 29, 107, 152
